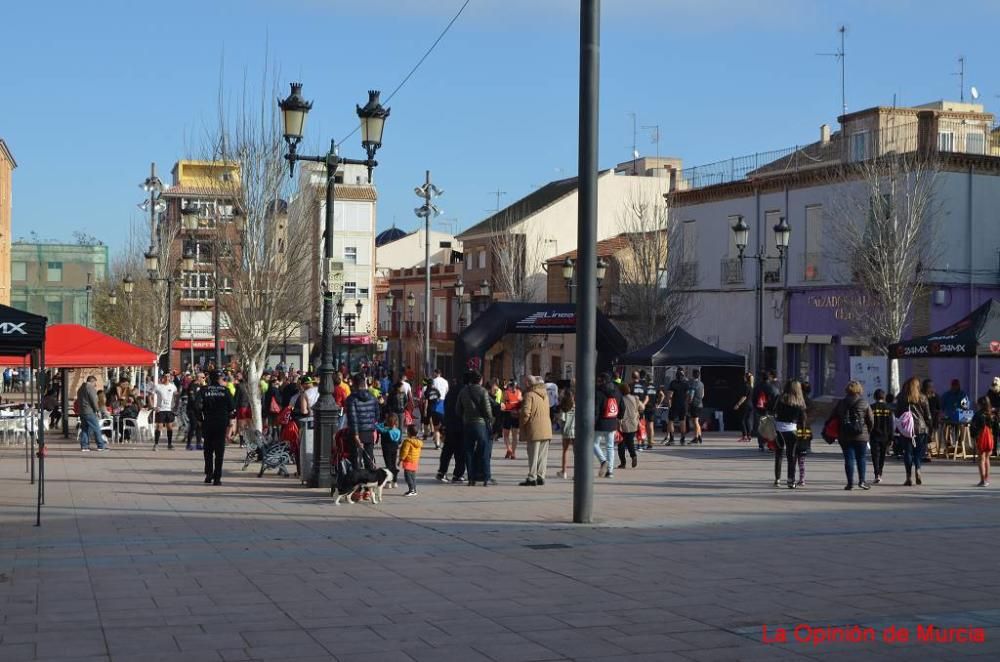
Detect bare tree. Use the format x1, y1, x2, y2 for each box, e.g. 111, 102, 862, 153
95, 218, 179, 361
486, 214, 550, 379
203, 71, 316, 432
827, 150, 941, 393
615, 187, 696, 348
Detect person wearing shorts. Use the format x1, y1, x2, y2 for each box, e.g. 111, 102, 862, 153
557, 385, 576, 479
665, 368, 689, 445
153, 374, 179, 450
502, 381, 523, 459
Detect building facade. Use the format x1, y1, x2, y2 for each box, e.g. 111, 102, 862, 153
0, 140, 15, 306
160, 160, 242, 369
10, 243, 108, 325
295, 162, 378, 370
671, 101, 1000, 397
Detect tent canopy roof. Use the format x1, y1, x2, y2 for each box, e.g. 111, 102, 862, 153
0, 324, 157, 367
889, 298, 1000, 359
618, 327, 746, 367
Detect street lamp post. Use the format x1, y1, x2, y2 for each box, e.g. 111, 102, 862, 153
454, 278, 466, 331
385, 291, 396, 375
144, 244, 195, 373
335, 297, 345, 372
414, 174, 443, 382
279, 82, 389, 490
406, 292, 415, 372
85, 273, 93, 327
731, 214, 790, 375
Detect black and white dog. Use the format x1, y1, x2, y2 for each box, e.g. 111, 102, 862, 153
332, 467, 392, 505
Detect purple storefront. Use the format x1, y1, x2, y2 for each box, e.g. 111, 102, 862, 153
786, 286, 1000, 398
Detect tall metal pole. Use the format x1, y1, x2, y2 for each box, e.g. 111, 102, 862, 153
165, 278, 173, 373
423, 170, 432, 380
311, 145, 339, 488
149, 163, 158, 250
213, 260, 221, 368
754, 254, 766, 377
574, 0, 599, 524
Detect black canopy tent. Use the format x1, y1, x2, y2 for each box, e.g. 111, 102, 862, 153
454, 303, 628, 377
0, 305, 47, 526
888, 298, 1000, 395
617, 327, 746, 367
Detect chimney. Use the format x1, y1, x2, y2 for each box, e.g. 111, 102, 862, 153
820, 124, 831, 145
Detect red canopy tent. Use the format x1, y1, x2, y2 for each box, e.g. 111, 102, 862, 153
0, 324, 157, 367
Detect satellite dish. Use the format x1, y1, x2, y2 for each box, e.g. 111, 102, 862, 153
971, 86, 980, 100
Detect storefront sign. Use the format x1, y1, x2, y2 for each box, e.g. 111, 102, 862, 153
514, 311, 577, 333
172, 339, 225, 350
850, 357, 887, 401
807, 294, 869, 321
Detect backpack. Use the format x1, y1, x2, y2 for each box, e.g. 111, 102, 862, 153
841, 400, 864, 437
757, 415, 776, 442
277, 405, 294, 426
822, 416, 840, 445
895, 409, 915, 438
601, 395, 619, 419
755, 389, 768, 411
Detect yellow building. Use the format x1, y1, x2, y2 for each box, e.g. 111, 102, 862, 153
0, 139, 15, 305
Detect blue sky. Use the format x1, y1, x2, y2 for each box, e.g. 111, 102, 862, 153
4, 0, 1000, 251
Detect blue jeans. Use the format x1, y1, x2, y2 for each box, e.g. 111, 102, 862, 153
81, 412, 104, 449
464, 422, 492, 483
840, 440, 867, 485
593, 430, 616, 474
901, 433, 928, 475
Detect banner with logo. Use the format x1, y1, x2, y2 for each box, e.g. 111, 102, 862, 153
888, 299, 1000, 359
0, 304, 47, 355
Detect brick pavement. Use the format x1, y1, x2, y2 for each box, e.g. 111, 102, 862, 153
1, 434, 999, 661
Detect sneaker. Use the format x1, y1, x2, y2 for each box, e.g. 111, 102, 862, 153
80, 447, 91, 452
403, 490, 417, 497
153, 443, 158, 451
483, 479, 496, 486
915, 472, 923, 485
436, 474, 446, 482
680, 438, 686, 445
844, 484, 853, 490
186, 445, 193, 451
556, 470, 566, 479
450, 476, 464, 483
859, 482, 871, 490
598, 461, 607, 477
97, 447, 109, 452
617, 463, 626, 470
631, 457, 638, 468
213, 479, 221, 486
985, 482, 991, 487
167, 444, 174, 450
605, 472, 614, 479
666, 440, 674, 446
977, 480, 986, 487
519, 479, 537, 487
795, 480, 804, 487
788, 483, 796, 489
874, 476, 882, 484
537, 477, 545, 486
773, 479, 780, 487
904, 478, 913, 486
467, 480, 476, 487
204, 476, 212, 484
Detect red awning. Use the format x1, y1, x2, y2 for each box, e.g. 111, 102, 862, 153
172, 339, 225, 350
0, 324, 158, 367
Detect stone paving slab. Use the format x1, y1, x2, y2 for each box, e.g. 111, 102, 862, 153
2, 434, 999, 660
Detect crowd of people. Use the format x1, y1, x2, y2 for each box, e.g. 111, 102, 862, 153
61, 356, 1000, 495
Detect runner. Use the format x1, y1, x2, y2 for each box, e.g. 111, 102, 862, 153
664, 368, 689, 445
501, 379, 523, 459
153, 373, 179, 451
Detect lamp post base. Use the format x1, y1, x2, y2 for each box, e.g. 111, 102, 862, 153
309, 398, 340, 489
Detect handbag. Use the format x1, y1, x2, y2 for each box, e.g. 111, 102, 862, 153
822, 415, 839, 445
269, 396, 281, 415
757, 415, 777, 442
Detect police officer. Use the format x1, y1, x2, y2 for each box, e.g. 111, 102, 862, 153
199, 370, 236, 485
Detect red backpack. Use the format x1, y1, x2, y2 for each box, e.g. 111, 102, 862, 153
602, 395, 619, 419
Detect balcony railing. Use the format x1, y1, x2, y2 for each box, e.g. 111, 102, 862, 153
721, 258, 744, 285
677, 262, 698, 287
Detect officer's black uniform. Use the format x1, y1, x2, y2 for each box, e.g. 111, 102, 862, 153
199, 381, 235, 484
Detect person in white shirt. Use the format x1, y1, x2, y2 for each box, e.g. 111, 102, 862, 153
153, 374, 179, 450
401, 375, 412, 400
432, 368, 449, 401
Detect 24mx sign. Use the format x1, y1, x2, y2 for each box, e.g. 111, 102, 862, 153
0, 323, 27, 335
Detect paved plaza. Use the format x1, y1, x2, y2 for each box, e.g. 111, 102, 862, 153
2, 434, 999, 661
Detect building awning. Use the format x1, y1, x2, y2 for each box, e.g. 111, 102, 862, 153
172, 340, 225, 350
840, 336, 869, 346
784, 334, 833, 345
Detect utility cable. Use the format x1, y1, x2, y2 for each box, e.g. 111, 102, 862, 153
338, 0, 472, 146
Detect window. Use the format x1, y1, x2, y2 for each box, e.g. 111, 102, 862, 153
804, 205, 823, 281
850, 131, 869, 161
181, 272, 230, 300
344, 246, 358, 264
11, 297, 27, 311
194, 242, 213, 265
465, 252, 472, 270
46, 299, 63, 324
938, 131, 955, 152
46, 262, 62, 282
478, 249, 486, 270
681, 220, 696, 263
343, 281, 357, 297
11, 262, 25, 282
359, 287, 370, 299
966, 132, 986, 155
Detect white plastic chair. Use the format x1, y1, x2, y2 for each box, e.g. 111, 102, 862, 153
121, 418, 138, 444
136, 409, 155, 443
99, 417, 115, 445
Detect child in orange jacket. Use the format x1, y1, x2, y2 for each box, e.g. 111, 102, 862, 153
399, 424, 423, 497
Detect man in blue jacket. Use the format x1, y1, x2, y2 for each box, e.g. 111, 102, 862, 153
345, 373, 379, 470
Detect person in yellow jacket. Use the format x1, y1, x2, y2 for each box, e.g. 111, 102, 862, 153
399, 424, 424, 497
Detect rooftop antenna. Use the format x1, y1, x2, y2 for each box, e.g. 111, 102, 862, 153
488, 188, 507, 213
642, 124, 661, 162
952, 56, 966, 102
817, 25, 847, 117
628, 112, 639, 173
